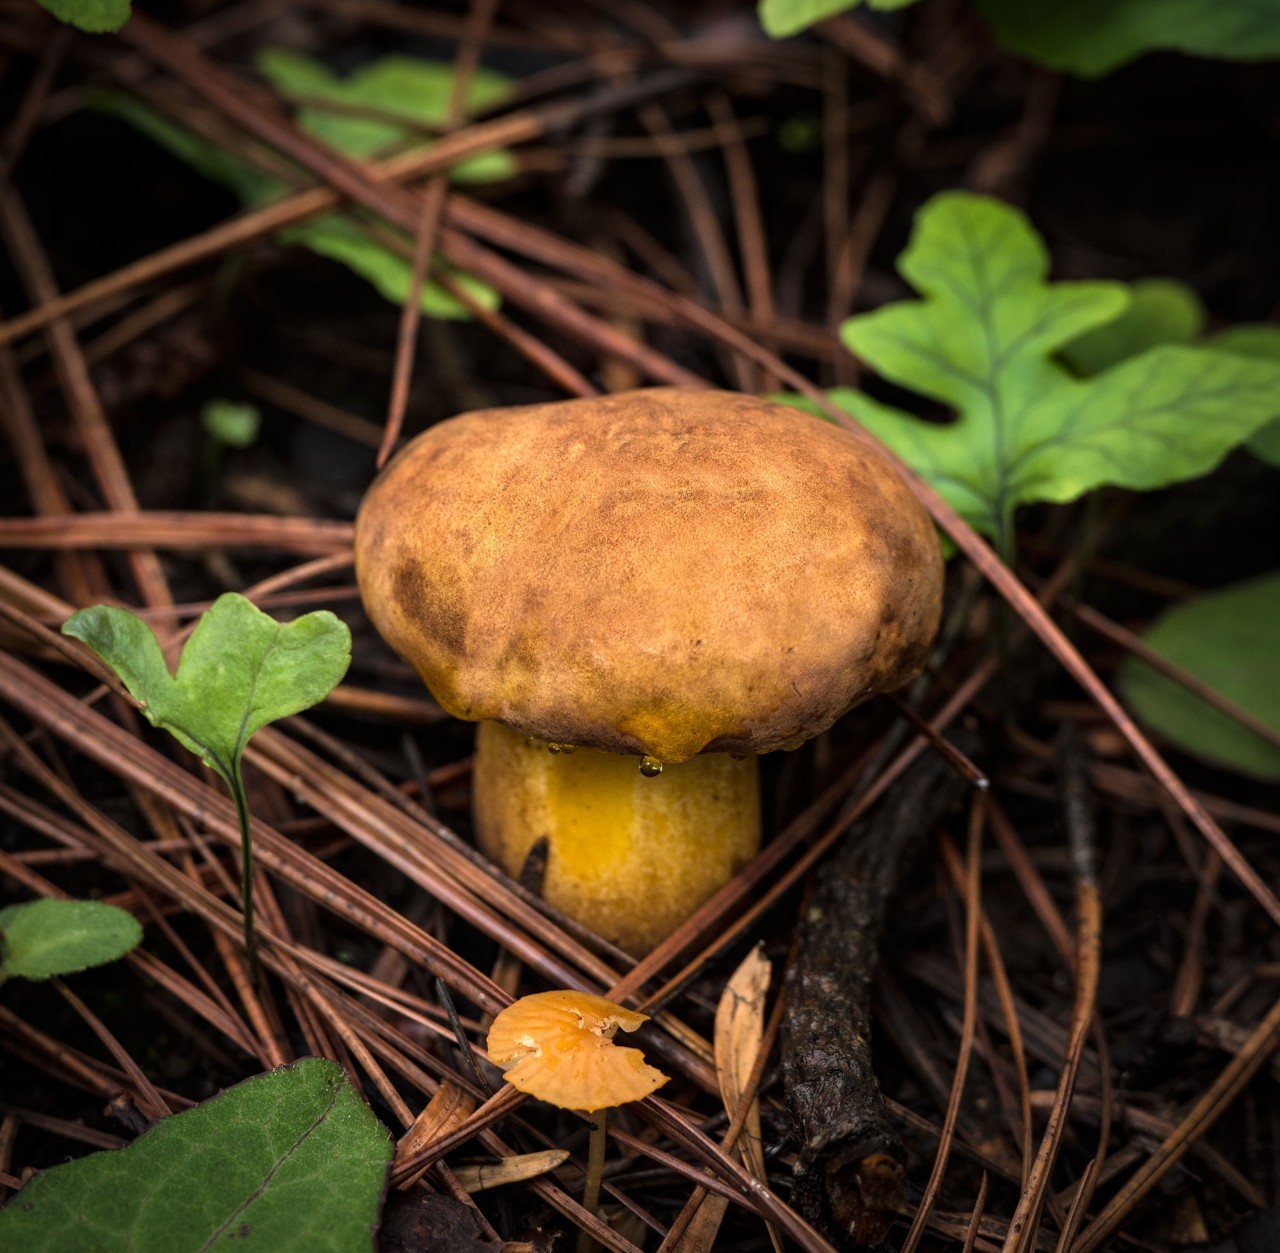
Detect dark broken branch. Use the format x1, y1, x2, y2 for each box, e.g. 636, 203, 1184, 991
783, 745, 974, 1247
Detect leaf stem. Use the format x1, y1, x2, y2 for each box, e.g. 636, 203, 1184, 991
993, 509, 1018, 658
995, 502, 1016, 570
227, 763, 258, 984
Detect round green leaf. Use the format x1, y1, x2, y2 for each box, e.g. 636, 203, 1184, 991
0, 899, 141, 981
1120, 573, 1280, 781
0, 1059, 393, 1251
63, 594, 352, 786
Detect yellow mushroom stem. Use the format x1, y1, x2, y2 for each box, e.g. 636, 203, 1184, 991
472, 720, 761, 955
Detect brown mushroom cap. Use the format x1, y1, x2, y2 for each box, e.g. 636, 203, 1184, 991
355, 388, 943, 764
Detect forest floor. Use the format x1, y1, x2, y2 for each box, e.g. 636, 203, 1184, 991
0, 1, 1278, 1250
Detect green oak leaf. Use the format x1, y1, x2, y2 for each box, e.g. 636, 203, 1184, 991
977, 0, 1280, 77
1058, 284, 1280, 468
1210, 324, 1280, 468
1060, 278, 1204, 377
62, 594, 350, 783
1120, 573, 1280, 781
759, 0, 917, 39
788, 193, 1280, 557
0, 899, 141, 983
0, 1058, 393, 1252
37, 0, 129, 33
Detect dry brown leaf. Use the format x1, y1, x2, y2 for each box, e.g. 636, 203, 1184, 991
453, 1149, 570, 1193
672, 944, 779, 1253
713, 944, 771, 1181
395, 1081, 478, 1188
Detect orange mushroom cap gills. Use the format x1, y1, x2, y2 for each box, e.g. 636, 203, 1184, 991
486, 991, 669, 1112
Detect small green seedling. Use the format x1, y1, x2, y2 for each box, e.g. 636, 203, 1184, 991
0, 1058, 393, 1252
63, 594, 350, 973
200, 398, 262, 504
255, 49, 515, 181
201, 398, 262, 451
783, 192, 1280, 560
0, 898, 142, 987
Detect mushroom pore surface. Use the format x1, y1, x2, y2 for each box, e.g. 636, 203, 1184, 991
354, 388, 943, 764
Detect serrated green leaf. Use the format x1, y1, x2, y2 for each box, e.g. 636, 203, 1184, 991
797, 193, 1280, 555
37, 0, 130, 34
0, 1058, 393, 1251
1120, 574, 1280, 781
62, 594, 350, 786
1057, 291, 1280, 468
1061, 278, 1205, 376
0, 899, 141, 982
976, 0, 1280, 77
758, 0, 916, 39
1210, 324, 1280, 467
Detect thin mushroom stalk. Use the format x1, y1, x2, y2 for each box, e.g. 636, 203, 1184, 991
579, 1109, 608, 1253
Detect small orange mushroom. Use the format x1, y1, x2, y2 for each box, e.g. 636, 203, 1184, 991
488, 990, 668, 1252
486, 990, 668, 1112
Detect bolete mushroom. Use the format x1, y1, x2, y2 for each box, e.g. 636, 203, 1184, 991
354, 388, 943, 953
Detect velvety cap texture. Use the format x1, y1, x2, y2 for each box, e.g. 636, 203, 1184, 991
355, 388, 944, 763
